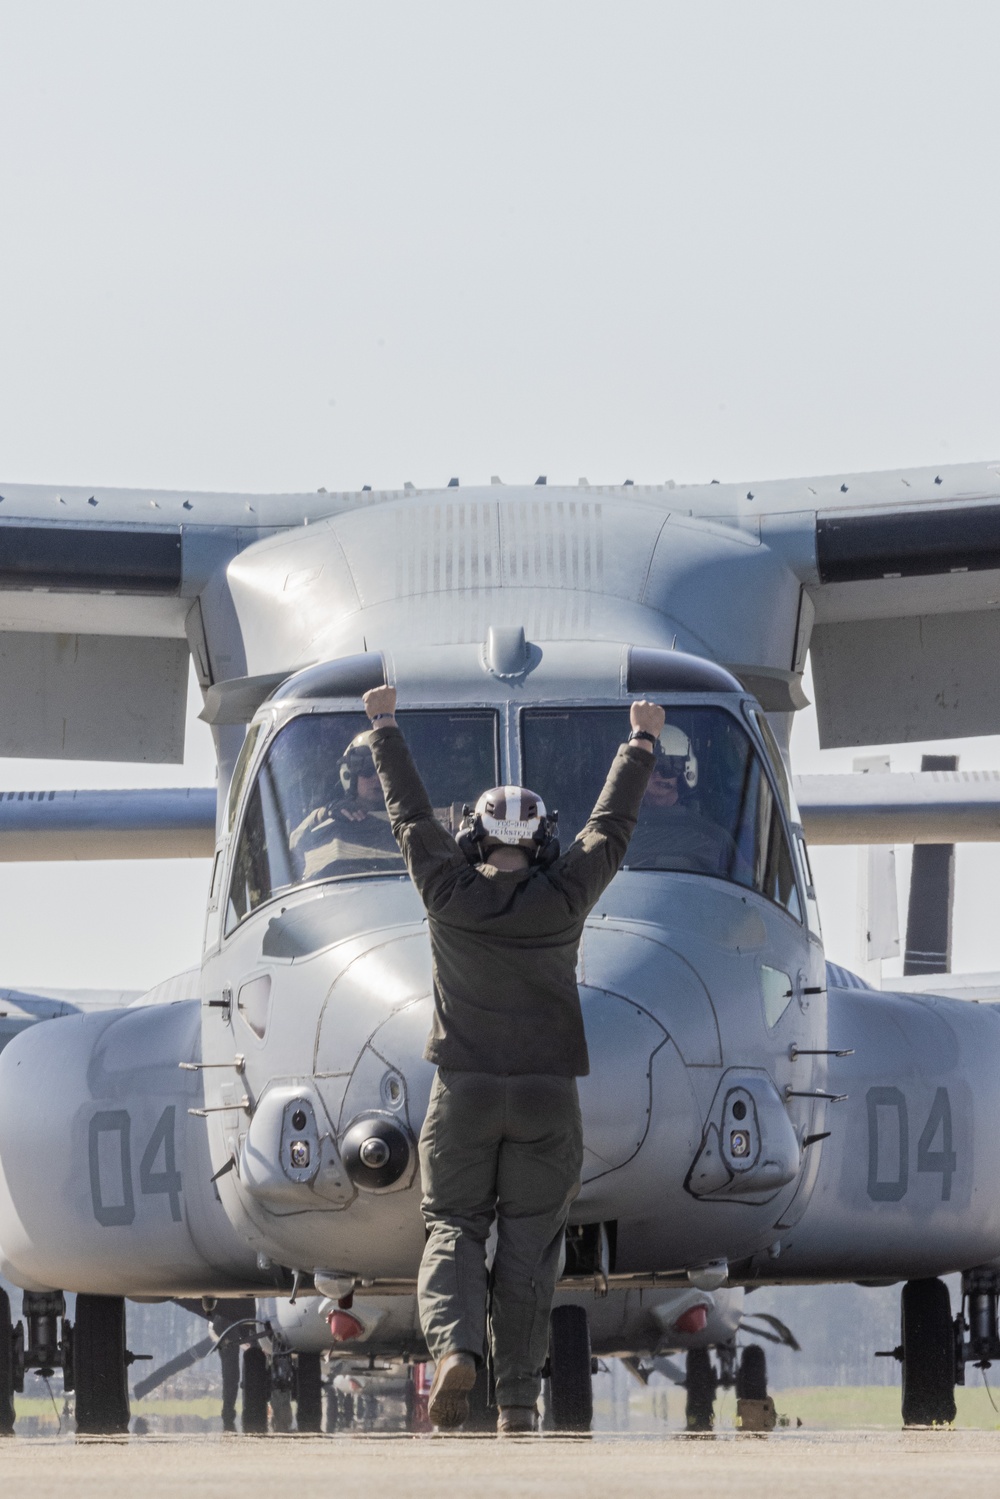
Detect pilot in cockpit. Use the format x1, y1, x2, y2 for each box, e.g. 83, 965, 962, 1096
626, 723, 739, 876
288, 732, 400, 880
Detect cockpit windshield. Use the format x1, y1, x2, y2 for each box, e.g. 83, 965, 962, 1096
226, 710, 498, 930
521, 706, 802, 918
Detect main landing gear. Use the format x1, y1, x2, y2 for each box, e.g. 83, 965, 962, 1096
0, 1289, 17, 1436
0, 1290, 143, 1436
73, 1295, 132, 1435
900, 1279, 957, 1427
880, 1271, 1000, 1426
544, 1305, 594, 1431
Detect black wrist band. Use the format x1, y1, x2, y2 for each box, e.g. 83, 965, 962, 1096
629, 729, 657, 745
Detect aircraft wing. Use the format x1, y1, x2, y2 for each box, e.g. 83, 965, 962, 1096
725, 457, 1000, 747
0, 460, 999, 762
0, 480, 341, 763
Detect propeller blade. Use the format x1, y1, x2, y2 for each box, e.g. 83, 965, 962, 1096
132, 1334, 217, 1400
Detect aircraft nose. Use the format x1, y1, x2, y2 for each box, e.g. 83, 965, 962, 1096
580, 923, 721, 1066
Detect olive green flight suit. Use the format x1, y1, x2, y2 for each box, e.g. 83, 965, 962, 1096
369, 725, 652, 1408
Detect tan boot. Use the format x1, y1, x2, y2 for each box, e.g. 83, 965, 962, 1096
497, 1405, 538, 1436
427, 1351, 478, 1429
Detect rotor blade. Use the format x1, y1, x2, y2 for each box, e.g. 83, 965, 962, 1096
794, 768, 1000, 845
741, 1313, 801, 1351
132, 1334, 217, 1400
619, 1355, 650, 1386
0, 787, 216, 861
904, 755, 957, 975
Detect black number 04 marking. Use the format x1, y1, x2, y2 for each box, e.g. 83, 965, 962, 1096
88, 1107, 182, 1227
866, 1086, 956, 1202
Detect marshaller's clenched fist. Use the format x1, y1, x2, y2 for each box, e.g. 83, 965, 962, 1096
630, 698, 665, 740
364, 684, 397, 720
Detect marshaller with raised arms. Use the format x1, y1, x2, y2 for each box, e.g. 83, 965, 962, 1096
361, 683, 664, 1432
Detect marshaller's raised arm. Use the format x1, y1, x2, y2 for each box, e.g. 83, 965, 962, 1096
549, 700, 664, 907
363, 684, 466, 904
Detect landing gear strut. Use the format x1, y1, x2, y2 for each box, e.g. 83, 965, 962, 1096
958, 1268, 1000, 1374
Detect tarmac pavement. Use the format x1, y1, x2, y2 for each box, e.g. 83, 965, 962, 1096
1, 1430, 999, 1499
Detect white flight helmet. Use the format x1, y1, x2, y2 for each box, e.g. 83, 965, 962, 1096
458, 786, 559, 866
656, 724, 698, 789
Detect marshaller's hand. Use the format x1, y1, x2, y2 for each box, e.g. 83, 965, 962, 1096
630, 699, 665, 739
364, 684, 397, 721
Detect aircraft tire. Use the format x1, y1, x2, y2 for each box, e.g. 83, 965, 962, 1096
548, 1304, 593, 1431
684, 1347, 717, 1431
0, 1289, 15, 1435
901, 1278, 957, 1427
295, 1352, 323, 1432
735, 1344, 768, 1402
241, 1346, 270, 1434
72, 1294, 130, 1435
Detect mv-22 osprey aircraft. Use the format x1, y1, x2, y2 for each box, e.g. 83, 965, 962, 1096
3, 460, 1000, 1433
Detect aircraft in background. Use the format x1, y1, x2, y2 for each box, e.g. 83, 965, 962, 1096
2, 461, 1000, 1433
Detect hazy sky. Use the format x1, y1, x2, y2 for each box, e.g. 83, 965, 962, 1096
0, 1, 998, 988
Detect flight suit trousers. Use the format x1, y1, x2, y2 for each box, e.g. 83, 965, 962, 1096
417, 1068, 584, 1410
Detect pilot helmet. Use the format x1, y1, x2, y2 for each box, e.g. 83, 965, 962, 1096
458, 785, 560, 868
339, 733, 378, 796
656, 724, 698, 789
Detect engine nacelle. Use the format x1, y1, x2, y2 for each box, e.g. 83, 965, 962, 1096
0, 1002, 260, 1295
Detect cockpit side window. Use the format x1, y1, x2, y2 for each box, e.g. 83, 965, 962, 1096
748, 707, 819, 937
225, 709, 498, 932
749, 709, 793, 817
521, 706, 802, 919
226, 722, 264, 834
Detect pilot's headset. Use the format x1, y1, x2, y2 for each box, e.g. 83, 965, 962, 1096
657, 724, 698, 789
339, 734, 378, 799
457, 785, 560, 868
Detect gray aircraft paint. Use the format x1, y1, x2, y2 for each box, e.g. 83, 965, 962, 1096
2, 462, 1000, 1321
257, 1283, 745, 1363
